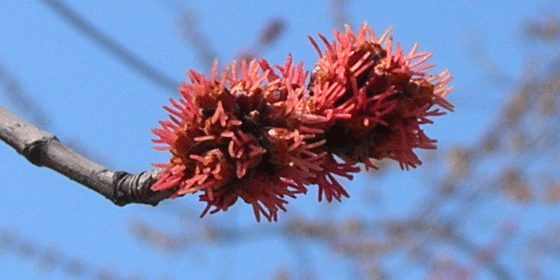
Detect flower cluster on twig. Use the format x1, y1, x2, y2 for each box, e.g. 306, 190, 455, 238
152, 23, 453, 222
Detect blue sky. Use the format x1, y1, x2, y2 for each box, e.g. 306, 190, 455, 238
1, 0, 559, 279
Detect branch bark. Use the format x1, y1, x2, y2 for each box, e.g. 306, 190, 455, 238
0, 105, 174, 206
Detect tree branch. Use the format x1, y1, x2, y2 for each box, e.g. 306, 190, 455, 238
0, 105, 174, 206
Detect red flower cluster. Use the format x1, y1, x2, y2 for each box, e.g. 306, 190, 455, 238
152, 23, 453, 222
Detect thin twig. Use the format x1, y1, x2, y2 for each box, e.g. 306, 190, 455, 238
0, 105, 174, 206
38, 0, 180, 94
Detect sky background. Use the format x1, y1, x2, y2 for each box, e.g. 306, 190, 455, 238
1, 0, 559, 279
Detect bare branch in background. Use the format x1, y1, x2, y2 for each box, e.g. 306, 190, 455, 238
237, 18, 286, 61
0, 63, 50, 129
0, 105, 173, 206
330, 0, 351, 29
39, 0, 180, 94
463, 31, 513, 86
171, 2, 286, 71
524, 14, 560, 42
0, 228, 168, 280
129, 221, 189, 253
173, 217, 512, 280
175, 8, 218, 73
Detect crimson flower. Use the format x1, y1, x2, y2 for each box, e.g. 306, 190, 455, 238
307, 23, 453, 169
152, 23, 453, 222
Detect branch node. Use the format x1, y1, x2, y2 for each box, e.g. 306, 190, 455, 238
114, 170, 170, 206
21, 136, 59, 167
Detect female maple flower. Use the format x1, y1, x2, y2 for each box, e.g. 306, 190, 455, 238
307, 23, 453, 169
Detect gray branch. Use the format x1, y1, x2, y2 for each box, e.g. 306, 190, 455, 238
0, 105, 174, 206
